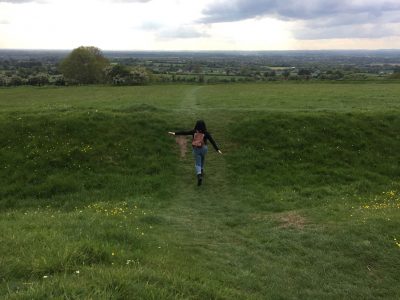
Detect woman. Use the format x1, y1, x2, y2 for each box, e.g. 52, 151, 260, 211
169, 120, 222, 186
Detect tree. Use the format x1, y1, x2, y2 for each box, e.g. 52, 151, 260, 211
105, 64, 130, 85
389, 67, 400, 79
239, 67, 251, 76
128, 67, 150, 85
50, 75, 66, 86
282, 69, 290, 80
198, 74, 205, 83
264, 70, 276, 77
105, 65, 150, 85
9, 75, 24, 86
59, 46, 109, 84
0, 74, 8, 86
298, 69, 312, 76
106, 64, 130, 79
28, 73, 49, 86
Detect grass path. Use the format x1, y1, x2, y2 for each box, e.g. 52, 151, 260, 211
169, 85, 234, 230
152, 86, 274, 298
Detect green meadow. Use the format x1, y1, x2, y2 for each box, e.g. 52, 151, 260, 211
0, 83, 399, 299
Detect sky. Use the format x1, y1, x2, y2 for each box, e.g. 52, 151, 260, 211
1, 0, 400, 50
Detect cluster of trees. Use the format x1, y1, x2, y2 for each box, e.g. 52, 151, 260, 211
0, 73, 65, 87
0, 46, 151, 86
104, 64, 149, 85
59, 46, 150, 85
59, 46, 108, 84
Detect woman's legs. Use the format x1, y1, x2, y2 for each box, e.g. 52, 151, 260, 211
200, 146, 207, 174
201, 154, 206, 175
193, 149, 202, 175
193, 146, 208, 185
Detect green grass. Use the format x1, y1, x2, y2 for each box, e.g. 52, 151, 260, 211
0, 83, 399, 299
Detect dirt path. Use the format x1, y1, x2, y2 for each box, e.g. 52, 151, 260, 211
175, 135, 188, 158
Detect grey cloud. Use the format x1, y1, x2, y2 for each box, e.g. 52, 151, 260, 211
157, 26, 209, 39
305, 10, 400, 29
0, 20, 10, 24
201, 0, 400, 23
201, 0, 400, 39
295, 24, 399, 40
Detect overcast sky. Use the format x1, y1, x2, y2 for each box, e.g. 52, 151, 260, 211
1, 0, 400, 50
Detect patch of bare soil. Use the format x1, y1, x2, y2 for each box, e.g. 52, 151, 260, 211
175, 136, 188, 158
278, 212, 307, 229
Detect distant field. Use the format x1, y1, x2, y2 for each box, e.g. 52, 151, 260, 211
268, 66, 291, 70
0, 83, 399, 299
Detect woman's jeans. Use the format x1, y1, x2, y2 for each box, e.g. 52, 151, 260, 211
192, 145, 208, 175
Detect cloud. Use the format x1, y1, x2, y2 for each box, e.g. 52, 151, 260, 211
202, 0, 400, 23
201, 0, 400, 39
0, 20, 10, 24
157, 26, 209, 39
112, 0, 152, 3
0, 0, 37, 3
138, 20, 209, 40
295, 23, 398, 40
136, 17, 208, 40
139, 21, 163, 31
309, 11, 400, 28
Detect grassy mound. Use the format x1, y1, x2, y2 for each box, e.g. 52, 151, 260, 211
0, 110, 177, 209
228, 113, 400, 210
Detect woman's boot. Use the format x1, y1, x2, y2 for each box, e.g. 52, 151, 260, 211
197, 174, 203, 186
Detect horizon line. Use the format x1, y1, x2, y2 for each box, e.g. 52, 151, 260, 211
1, 48, 400, 52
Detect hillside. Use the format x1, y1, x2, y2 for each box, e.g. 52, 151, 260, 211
1, 83, 399, 299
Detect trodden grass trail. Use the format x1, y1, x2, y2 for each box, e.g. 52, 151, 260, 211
159, 87, 258, 298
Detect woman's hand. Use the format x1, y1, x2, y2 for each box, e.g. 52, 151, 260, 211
218, 150, 223, 154
168, 132, 176, 135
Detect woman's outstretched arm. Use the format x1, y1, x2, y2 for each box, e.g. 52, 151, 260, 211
206, 132, 222, 154
169, 130, 195, 136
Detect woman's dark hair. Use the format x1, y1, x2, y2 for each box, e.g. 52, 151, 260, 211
194, 120, 207, 133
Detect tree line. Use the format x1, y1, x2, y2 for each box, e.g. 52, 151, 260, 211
1, 47, 400, 87
0, 47, 151, 87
